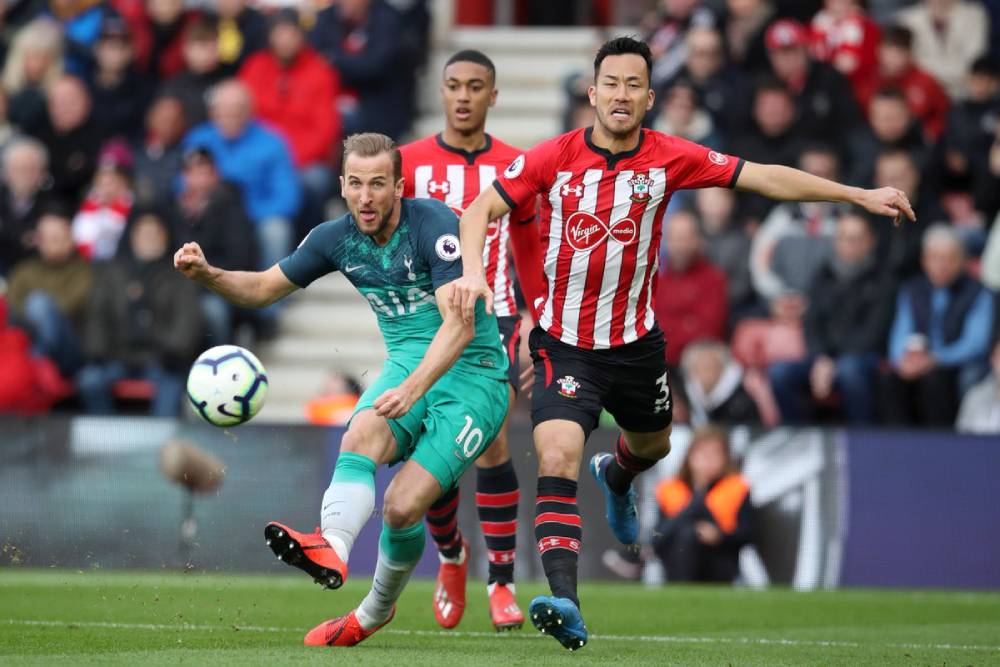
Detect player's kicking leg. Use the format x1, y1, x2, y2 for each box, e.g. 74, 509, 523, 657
304, 458, 442, 647
266, 409, 395, 589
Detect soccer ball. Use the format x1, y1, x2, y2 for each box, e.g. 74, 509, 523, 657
187, 345, 268, 427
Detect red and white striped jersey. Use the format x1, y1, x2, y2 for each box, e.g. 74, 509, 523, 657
494, 127, 743, 350
400, 134, 533, 318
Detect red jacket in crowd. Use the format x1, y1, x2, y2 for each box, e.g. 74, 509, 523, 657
810, 8, 881, 98
654, 256, 728, 366
240, 47, 341, 167
857, 65, 950, 139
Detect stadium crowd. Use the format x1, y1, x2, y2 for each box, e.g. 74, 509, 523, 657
0, 0, 997, 433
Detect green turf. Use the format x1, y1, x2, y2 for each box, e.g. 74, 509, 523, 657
2, 570, 999, 666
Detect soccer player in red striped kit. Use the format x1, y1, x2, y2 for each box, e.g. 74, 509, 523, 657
399, 50, 541, 631
452, 36, 914, 651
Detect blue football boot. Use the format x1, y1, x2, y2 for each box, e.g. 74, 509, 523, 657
589, 453, 639, 546
528, 595, 588, 651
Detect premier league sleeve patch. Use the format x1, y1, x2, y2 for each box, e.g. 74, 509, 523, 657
435, 234, 461, 261
504, 154, 525, 179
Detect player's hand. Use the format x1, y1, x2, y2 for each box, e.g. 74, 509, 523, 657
173, 242, 211, 282
450, 273, 493, 322
694, 521, 722, 546
857, 187, 916, 227
373, 384, 417, 420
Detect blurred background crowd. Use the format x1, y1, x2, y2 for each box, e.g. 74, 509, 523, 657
0, 0, 997, 435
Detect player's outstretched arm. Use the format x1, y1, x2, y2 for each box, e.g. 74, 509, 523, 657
735, 161, 917, 226
374, 281, 475, 419
452, 186, 513, 320
173, 242, 298, 308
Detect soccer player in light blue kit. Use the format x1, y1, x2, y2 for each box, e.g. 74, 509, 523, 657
173, 132, 509, 647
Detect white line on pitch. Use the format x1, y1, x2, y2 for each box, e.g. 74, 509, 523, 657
5, 619, 999, 653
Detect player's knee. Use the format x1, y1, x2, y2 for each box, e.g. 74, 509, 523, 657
536, 442, 580, 478
340, 413, 388, 459
381, 496, 422, 529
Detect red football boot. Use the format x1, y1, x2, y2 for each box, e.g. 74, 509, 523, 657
303, 607, 395, 647
264, 522, 347, 589
488, 582, 524, 631
433, 539, 468, 628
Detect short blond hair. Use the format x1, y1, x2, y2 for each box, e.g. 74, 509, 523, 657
342, 132, 401, 182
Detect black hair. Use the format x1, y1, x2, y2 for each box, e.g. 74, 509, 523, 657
971, 56, 1000, 78
444, 50, 496, 82
753, 74, 792, 97
594, 36, 653, 81
873, 86, 908, 103
880, 24, 913, 49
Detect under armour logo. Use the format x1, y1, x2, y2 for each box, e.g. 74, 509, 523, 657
561, 184, 583, 198
428, 180, 451, 194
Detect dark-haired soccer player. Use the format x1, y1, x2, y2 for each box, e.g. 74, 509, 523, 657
400, 49, 539, 631
452, 36, 915, 651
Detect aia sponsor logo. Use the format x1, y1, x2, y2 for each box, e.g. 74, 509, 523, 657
564, 211, 637, 251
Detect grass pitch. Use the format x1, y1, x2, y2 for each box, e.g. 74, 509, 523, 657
2, 570, 999, 666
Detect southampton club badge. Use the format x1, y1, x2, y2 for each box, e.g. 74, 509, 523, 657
557, 375, 580, 399
628, 173, 652, 203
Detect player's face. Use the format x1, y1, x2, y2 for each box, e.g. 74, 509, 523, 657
340, 152, 404, 238
589, 54, 655, 139
441, 61, 496, 134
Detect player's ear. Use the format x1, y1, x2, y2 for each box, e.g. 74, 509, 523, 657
394, 176, 405, 199
339, 174, 345, 198
489, 86, 497, 108
588, 84, 597, 108
646, 87, 655, 111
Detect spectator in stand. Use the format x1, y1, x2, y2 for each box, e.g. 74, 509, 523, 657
655, 210, 728, 368
0, 138, 51, 275
857, 25, 949, 141
652, 425, 754, 583
182, 79, 301, 273
882, 225, 996, 426
984, 214, 1000, 293
44, 0, 116, 77
956, 339, 1000, 434
132, 94, 187, 206
848, 87, 933, 188
872, 148, 944, 278
145, 0, 201, 81
71, 140, 134, 261
749, 145, 840, 303
561, 71, 596, 132
765, 18, 862, 144
310, 0, 411, 140
5, 207, 91, 377
809, 0, 881, 98
0, 291, 69, 415
896, 0, 989, 99
216, 0, 268, 71
681, 340, 761, 426
695, 187, 756, 323
86, 15, 149, 143
157, 15, 227, 128
728, 77, 804, 223
723, 0, 777, 74
77, 206, 202, 416
304, 369, 363, 426
2, 18, 64, 131
769, 212, 895, 424
107, 0, 152, 73
673, 26, 745, 136
27, 75, 100, 206
240, 8, 340, 237
643, 0, 718, 91
944, 58, 1000, 220
653, 78, 721, 150
169, 147, 256, 345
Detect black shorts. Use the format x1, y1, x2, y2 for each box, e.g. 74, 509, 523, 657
497, 315, 522, 393
528, 326, 673, 439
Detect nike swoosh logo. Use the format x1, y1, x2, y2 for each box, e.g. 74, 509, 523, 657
343, 264, 364, 273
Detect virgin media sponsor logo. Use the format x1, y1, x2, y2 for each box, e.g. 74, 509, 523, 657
564, 211, 638, 251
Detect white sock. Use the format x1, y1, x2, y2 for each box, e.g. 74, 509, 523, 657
356, 552, 416, 630
320, 466, 375, 563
